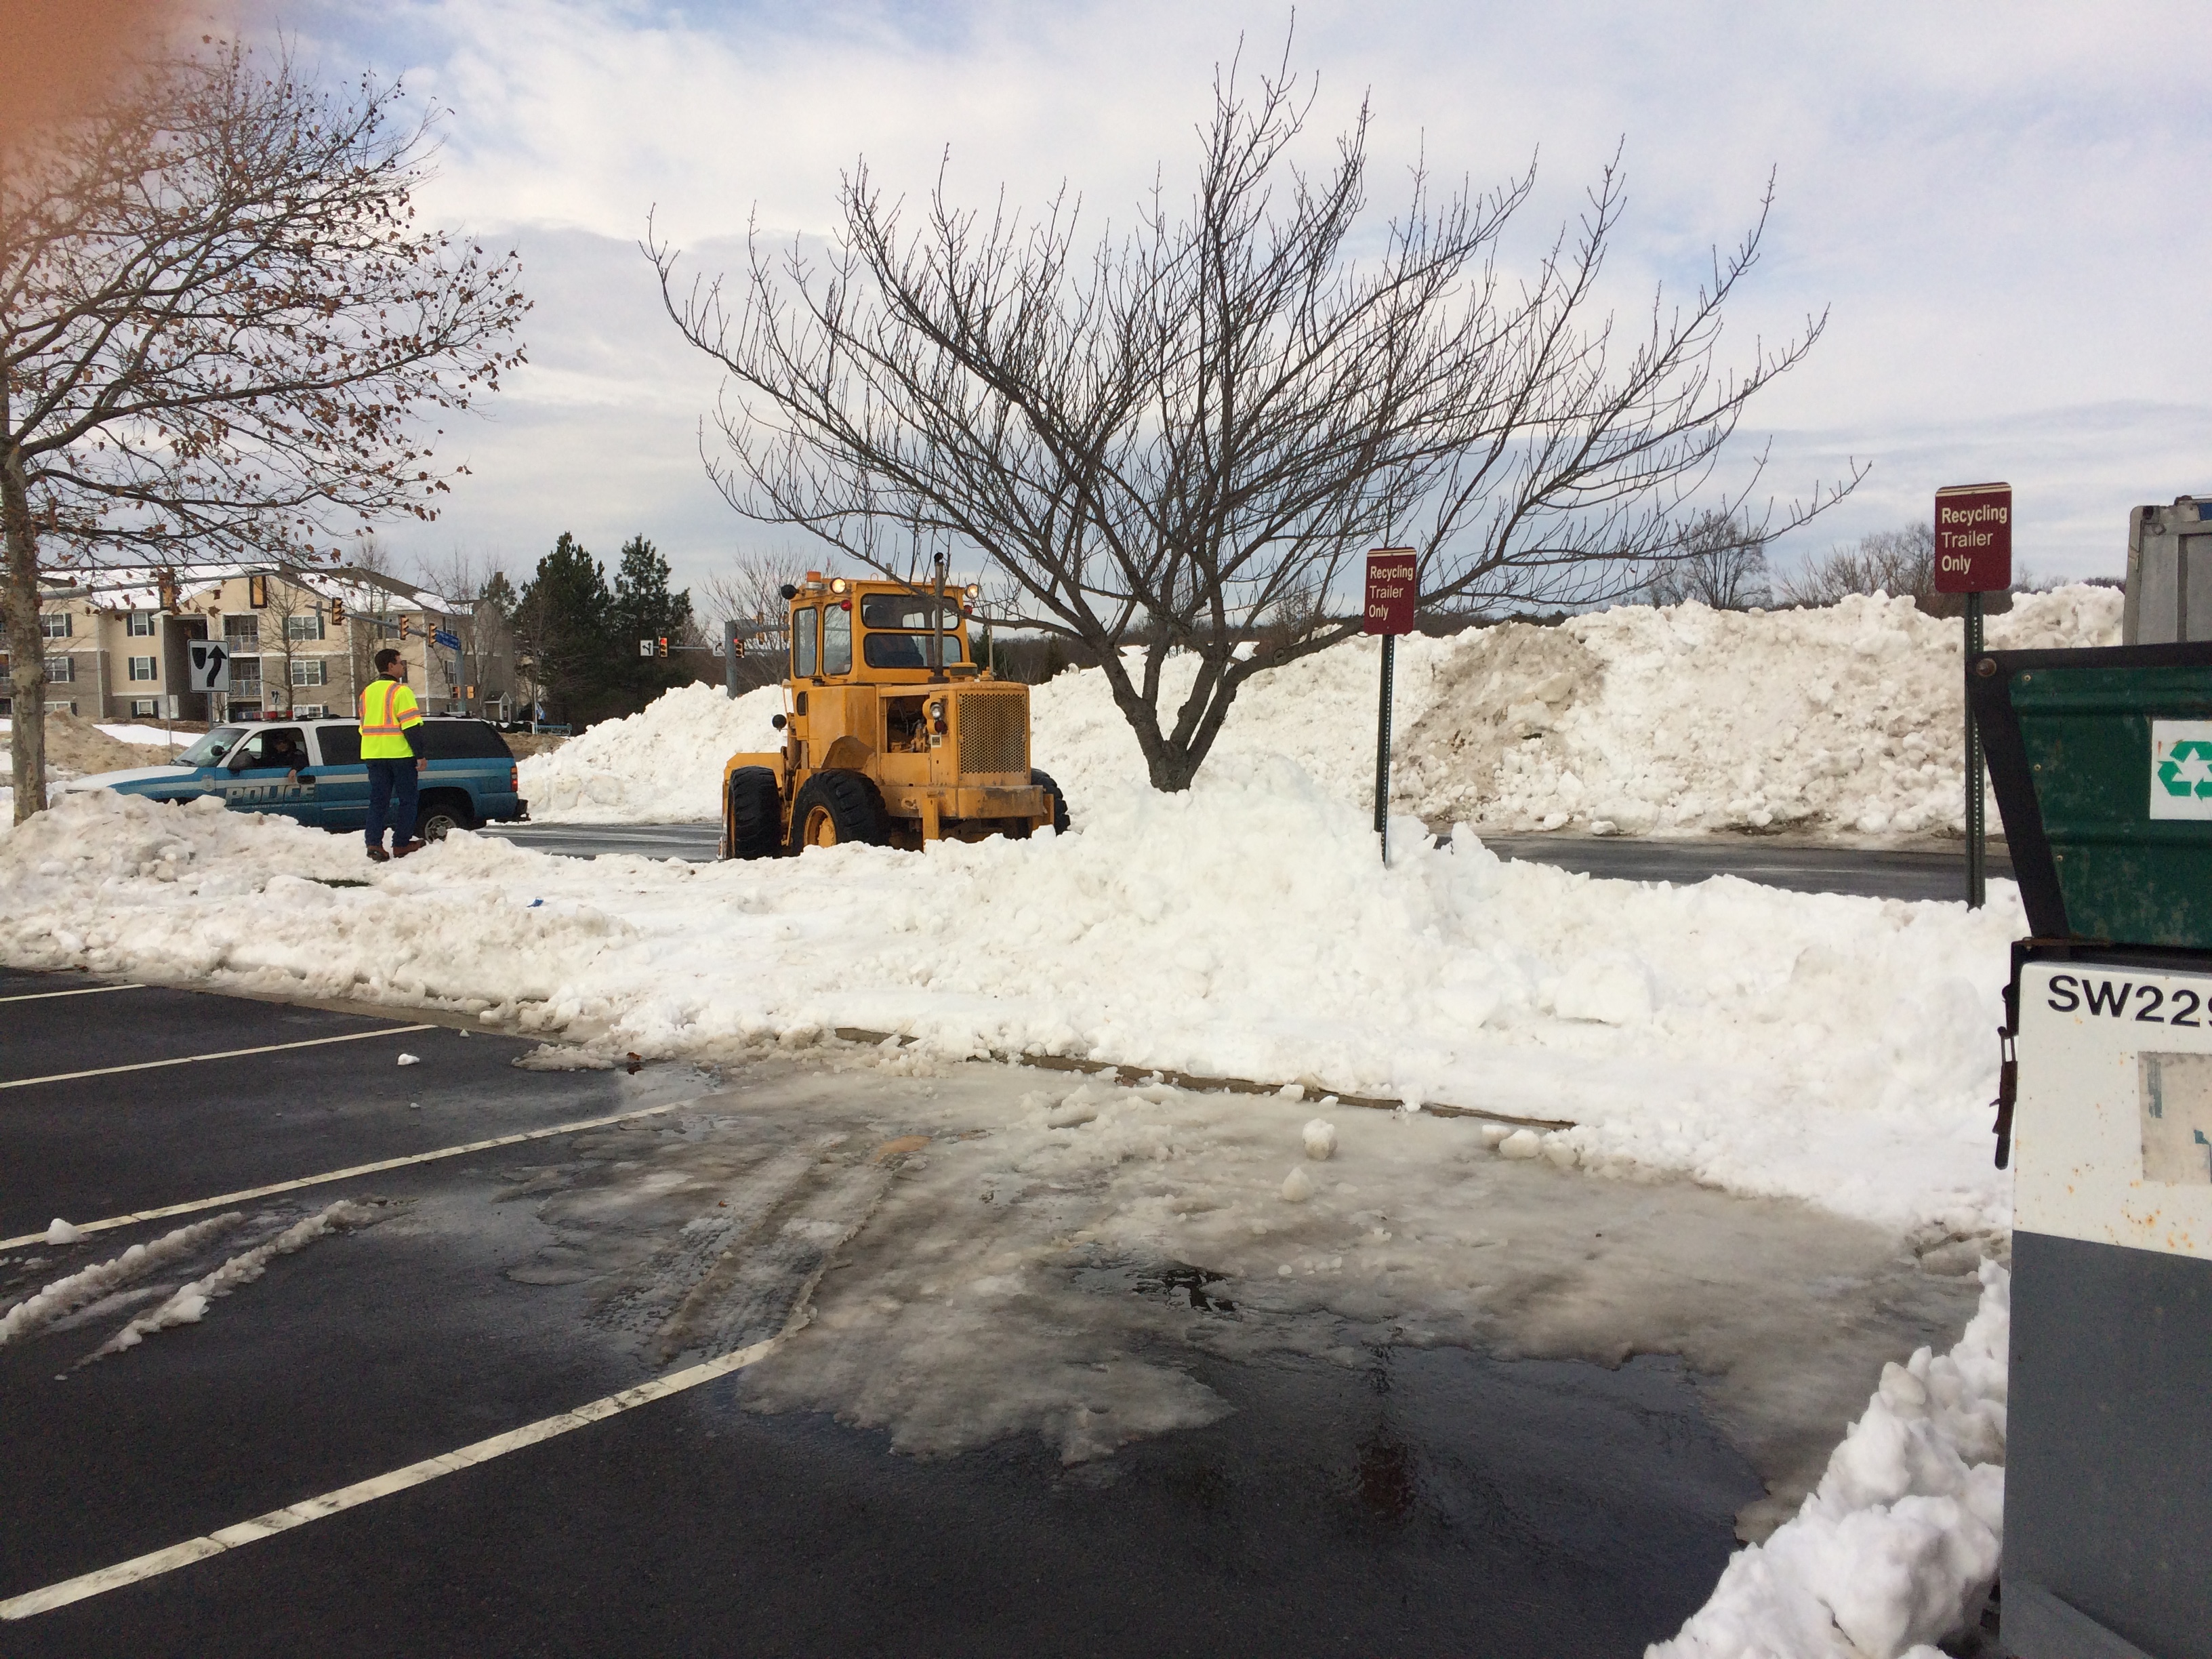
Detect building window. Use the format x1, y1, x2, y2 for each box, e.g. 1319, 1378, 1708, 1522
127, 611, 156, 637
40, 611, 73, 640
285, 611, 325, 642
130, 698, 159, 717
291, 657, 327, 687
223, 615, 260, 646
228, 657, 262, 693
43, 655, 73, 683
44, 700, 77, 715
294, 703, 327, 718
128, 655, 158, 681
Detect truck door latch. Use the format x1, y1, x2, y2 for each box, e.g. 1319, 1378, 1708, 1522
1992, 1025, 2018, 1170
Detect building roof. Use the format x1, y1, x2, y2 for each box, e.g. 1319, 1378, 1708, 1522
39, 562, 459, 619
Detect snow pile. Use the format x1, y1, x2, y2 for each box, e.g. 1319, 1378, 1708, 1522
518, 682, 785, 822
0, 775, 2020, 1236
506, 585, 2116, 837
1652, 1263, 2009, 1659
1406, 587, 2118, 836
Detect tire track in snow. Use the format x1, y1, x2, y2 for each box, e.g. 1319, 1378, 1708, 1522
76, 1202, 379, 1367
0, 1214, 245, 1347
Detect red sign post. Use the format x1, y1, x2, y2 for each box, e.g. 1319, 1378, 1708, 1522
1366, 550, 1418, 864
1936, 482, 2012, 909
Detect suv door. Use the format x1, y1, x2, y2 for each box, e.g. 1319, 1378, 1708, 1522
310, 723, 370, 831
220, 726, 317, 823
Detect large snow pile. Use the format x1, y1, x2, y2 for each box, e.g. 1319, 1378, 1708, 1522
0, 779, 2019, 1238
1404, 587, 2117, 836
518, 681, 785, 822
510, 586, 2118, 837
1652, 1263, 2009, 1659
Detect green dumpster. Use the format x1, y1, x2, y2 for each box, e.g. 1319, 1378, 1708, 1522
1969, 640, 2212, 947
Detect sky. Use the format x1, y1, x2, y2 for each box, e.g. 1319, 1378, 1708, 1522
259, 0, 2212, 605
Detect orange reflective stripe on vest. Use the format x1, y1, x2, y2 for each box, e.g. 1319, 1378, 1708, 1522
361, 678, 406, 735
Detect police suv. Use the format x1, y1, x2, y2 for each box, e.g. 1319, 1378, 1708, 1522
66, 717, 529, 841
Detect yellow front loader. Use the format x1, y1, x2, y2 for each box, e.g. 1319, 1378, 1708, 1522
718, 574, 1069, 857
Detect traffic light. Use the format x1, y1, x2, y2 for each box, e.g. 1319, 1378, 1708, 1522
400, 616, 411, 640
657, 636, 669, 658
329, 596, 346, 626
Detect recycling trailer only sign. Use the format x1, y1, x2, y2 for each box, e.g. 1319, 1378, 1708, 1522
2152, 720, 2212, 820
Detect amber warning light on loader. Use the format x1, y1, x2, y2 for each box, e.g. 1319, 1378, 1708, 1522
1934, 482, 2012, 593
1364, 549, 1418, 635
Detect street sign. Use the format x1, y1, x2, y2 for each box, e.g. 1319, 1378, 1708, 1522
1364, 548, 1419, 866
638, 638, 655, 658
1364, 549, 1418, 634
433, 628, 461, 651
186, 639, 229, 691
1935, 482, 2012, 593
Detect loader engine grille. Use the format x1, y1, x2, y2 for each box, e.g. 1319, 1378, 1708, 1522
957, 691, 1028, 777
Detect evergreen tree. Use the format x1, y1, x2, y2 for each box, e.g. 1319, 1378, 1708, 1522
516, 533, 615, 723
610, 535, 695, 699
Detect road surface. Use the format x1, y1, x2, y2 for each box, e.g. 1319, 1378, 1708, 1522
495, 820, 2012, 903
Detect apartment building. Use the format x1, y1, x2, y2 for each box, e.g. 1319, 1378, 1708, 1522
8, 563, 519, 725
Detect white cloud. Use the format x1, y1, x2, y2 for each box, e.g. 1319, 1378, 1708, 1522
269, 0, 2212, 595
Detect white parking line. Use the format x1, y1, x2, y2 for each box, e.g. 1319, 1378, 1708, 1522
0, 1331, 786, 1622
0, 984, 145, 1005
0, 1025, 435, 1091
0, 1099, 696, 1250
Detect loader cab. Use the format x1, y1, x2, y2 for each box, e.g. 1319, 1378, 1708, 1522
787, 576, 977, 686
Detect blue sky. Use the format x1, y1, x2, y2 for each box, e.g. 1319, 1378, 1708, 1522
262, 0, 2212, 602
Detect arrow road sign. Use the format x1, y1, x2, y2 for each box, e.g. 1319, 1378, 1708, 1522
186, 640, 229, 692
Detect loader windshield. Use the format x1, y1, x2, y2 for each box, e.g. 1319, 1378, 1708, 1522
859, 591, 967, 669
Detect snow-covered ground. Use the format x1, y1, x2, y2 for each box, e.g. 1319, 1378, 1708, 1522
2, 779, 2018, 1241
516, 586, 2118, 835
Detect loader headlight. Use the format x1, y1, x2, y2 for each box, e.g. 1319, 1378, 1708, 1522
964, 583, 979, 600
830, 578, 847, 594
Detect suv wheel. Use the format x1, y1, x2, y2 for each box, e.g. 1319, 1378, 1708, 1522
415, 796, 475, 842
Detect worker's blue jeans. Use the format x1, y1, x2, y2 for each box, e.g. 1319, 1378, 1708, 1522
365, 759, 419, 848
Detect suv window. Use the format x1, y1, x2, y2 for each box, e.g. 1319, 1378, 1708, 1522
315, 724, 361, 765
230, 727, 307, 769
413, 719, 513, 760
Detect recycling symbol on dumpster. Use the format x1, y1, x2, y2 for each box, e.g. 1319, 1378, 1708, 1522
2157, 740, 2212, 800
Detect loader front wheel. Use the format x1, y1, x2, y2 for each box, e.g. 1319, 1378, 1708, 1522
788, 770, 890, 855
724, 766, 782, 861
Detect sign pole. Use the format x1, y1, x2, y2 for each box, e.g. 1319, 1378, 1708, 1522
1934, 481, 2011, 912
1374, 632, 1396, 865
1362, 548, 1418, 867
1965, 590, 1986, 909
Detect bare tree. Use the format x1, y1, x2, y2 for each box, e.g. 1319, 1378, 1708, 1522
415, 546, 517, 717
1, 37, 529, 819
1641, 509, 1771, 610
697, 545, 812, 690
653, 50, 1858, 790
1780, 523, 1935, 607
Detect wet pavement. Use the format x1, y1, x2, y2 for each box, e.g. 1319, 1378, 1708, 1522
0, 967, 1964, 1654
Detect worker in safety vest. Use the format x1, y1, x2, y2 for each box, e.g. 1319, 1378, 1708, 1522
360, 647, 427, 862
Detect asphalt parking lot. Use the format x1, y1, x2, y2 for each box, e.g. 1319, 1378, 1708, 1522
1, 967, 1951, 1656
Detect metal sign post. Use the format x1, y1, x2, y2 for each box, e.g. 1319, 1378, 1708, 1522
1364, 549, 1418, 865
1936, 482, 2012, 908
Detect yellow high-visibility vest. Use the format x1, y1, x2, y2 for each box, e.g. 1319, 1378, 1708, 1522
359, 676, 423, 758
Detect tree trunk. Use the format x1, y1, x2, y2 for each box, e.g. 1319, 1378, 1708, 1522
1, 432, 47, 824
